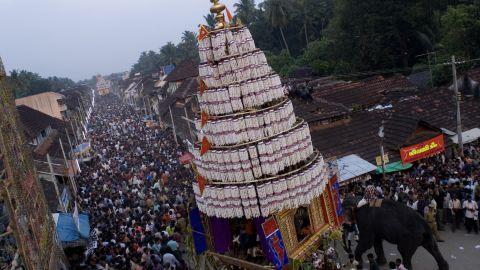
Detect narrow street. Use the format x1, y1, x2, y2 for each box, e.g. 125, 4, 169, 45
341, 228, 480, 270
71, 94, 193, 269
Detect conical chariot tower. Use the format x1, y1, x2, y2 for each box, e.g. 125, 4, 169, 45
190, 1, 341, 267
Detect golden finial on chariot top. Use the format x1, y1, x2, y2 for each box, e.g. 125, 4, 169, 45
210, 0, 226, 29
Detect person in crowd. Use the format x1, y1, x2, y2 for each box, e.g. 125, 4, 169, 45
343, 253, 358, 270
463, 195, 479, 234
74, 95, 193, 270
367, 253, 379, 270
426, 202, 444, 242
395, 258, 408, 270
450, 195, 463, 232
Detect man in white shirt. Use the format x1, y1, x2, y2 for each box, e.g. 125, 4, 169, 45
463, 197, 479, 234
450, 196, 463, 232
162, 252, 181, 269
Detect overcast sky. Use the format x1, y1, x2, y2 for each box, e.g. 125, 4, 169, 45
0, 0, 246, 81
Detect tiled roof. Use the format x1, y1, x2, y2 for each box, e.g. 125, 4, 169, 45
162, 103, 196, 142
157, 95, 178, 116
17, 105, 57, 139
310, 111, 386, 163
16, 105, 72, 161
392, 87, 480, 133
142, 77, 157, 96
164, 60, 199, 82
311, 75, 415, 109
61, 85, 90, 110
157, 78, 200, 141
383, 114, 442, 150
292, 97, 349, 124
158, 78, 199, 116
173, 78, 198, 99
310, 110, 444, 164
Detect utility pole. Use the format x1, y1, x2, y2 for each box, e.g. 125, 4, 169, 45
184, 107, 194, 141
452, 55, 464, 157
169, 106, 179, 146
147, 97, 153, 120
142, 96, 148, 118
378, 123, 387, 181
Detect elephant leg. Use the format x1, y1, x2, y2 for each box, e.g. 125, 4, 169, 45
354, 234, 374, 269
422, 236, 449, 270
398, 243, 417, 270
373, 237, 387, 265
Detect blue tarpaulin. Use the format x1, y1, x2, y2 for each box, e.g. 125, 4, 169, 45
54, 213, 90, 243
189, 207, 207, 254
163, 64, 175, 75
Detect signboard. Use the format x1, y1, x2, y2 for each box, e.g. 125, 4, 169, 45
262, 217, 289, 270
375, 154, 389, 166
330, 176, 344, 219
400, 135, 445, 164
261, 217, 279, 237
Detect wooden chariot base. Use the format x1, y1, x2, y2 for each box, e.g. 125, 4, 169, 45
276, 187, 339, 261
202, 178, 340, 269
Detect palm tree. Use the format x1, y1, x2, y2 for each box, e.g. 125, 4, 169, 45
204, 13, 216, 28
160, 42, 178, 65
299, 0, 310, 45
234, 0, 256, 25
265, 0, 291, 56
178, 31, 199, 62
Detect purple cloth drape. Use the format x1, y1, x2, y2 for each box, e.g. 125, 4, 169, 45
254, 217, 275, 263
209, 217, 232, 253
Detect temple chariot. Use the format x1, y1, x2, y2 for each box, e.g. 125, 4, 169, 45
188, 1, 342, 268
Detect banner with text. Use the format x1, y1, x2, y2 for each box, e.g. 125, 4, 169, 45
400, 135, 445, 164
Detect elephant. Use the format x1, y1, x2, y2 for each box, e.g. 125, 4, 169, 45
342, 197, 449, 270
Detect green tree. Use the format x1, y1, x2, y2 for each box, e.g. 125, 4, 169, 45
265, 50, 296, 76
326, 0, 436, 72
234, 0, 257, 25
7, 69, 74, 98
265, 0, 291, 56
131, 50, 163, 75
440, 4, 480, 59
160, 42, 178, 65
176, 31, 199, 63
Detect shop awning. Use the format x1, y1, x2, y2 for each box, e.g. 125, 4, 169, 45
73, 142, 91, 155
337, 154, 377, 183
52, 213, 90, 244
376, 161, 412, 174
451, 128, 480, 144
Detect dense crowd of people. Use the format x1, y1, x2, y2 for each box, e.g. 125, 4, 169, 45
345, 146, 480, 234
341, 146, 480, 269
71, 95, 194, 269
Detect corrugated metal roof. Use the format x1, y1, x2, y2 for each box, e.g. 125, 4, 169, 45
337, 154, 377, 182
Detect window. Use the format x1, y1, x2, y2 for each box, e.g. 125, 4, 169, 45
294, 206, 312, 243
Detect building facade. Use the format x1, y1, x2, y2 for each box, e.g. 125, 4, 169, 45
15, 91, 68, 120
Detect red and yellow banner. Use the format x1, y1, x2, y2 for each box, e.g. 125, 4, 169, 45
400, 135, 445, 164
